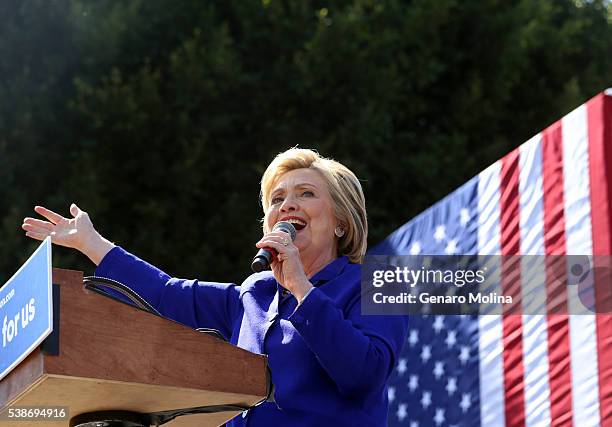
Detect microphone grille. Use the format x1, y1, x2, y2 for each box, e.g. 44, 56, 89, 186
273, 221, 297, 241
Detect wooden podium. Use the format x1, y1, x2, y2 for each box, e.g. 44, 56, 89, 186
0, 268, 269, 426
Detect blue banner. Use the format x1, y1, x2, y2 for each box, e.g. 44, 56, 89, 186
0, 238, 52, 380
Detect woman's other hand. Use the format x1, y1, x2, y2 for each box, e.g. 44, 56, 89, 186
256, 230, 313, 302
22, 203, 115, 265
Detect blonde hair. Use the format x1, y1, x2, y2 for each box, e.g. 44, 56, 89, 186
260, 148, 368, 263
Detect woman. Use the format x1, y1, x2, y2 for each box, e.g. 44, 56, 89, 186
22, 148, 408, 426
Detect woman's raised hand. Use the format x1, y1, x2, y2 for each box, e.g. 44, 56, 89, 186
23, 204, 92, 250
22, 204, 115, 265
255, 230, 313, 303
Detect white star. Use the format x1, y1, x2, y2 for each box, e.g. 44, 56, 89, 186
445, 238, 459, 255
410, 421, 419, 427
397, 358, 408, 375
434, 408, 446, 426
434, 225, 446, 242
408, 375, 419, 392
396, 403, 408, 421
460, 208, 471, 226
433, 316, 445, 334
408, 329, 419, 347
446, 377, 457, 396
433, 361, 445, 380
420, 345, 431, 363
459, 346, 470, 364
388, 386, 396, 402
460, 393, 472, 413
410, 241, 422, 255
421, 391, 432, 409
445, 330, 457, 348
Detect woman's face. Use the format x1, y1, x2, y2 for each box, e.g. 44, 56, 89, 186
265, 168, 338, 264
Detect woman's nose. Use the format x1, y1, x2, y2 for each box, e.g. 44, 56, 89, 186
280, 195, 298, 212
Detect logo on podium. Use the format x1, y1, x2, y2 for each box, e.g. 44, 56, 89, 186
0, 238, 52, 380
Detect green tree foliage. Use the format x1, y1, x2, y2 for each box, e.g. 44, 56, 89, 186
1, 0, 611, 282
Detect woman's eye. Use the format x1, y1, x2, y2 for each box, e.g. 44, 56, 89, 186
302, 191, 314, 197
271, 197, 283, 204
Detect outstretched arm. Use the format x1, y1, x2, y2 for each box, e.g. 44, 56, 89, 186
23, 204, 241, 337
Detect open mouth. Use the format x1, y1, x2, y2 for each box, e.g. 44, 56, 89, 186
283, 218, 307, 231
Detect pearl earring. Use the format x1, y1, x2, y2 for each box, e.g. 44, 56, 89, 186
334, 226, 345, 237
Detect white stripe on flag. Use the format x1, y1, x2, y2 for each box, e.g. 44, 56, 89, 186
562, 104, 602, 427
518, 134, 553, 427
478, 160, 506, 427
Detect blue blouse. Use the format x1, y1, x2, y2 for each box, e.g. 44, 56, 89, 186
95, 246, 408, 426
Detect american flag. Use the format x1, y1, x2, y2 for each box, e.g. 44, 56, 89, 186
372, 90, 612, 426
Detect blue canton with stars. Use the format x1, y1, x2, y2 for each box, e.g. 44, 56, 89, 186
370, 176, 481, 426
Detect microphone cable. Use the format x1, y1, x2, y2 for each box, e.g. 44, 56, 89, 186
83, 276, 162, 317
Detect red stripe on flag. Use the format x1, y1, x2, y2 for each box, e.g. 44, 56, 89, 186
587, 92, 612, 425
541, 122, 573, 427
500, 150, 526, 427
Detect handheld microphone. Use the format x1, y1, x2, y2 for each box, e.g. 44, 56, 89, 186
251, 221, 297, 273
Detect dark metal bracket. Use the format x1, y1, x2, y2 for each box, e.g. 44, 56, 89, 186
41, 283, 60, 356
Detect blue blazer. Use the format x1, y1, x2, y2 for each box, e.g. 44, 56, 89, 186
95, 247, 408, 426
